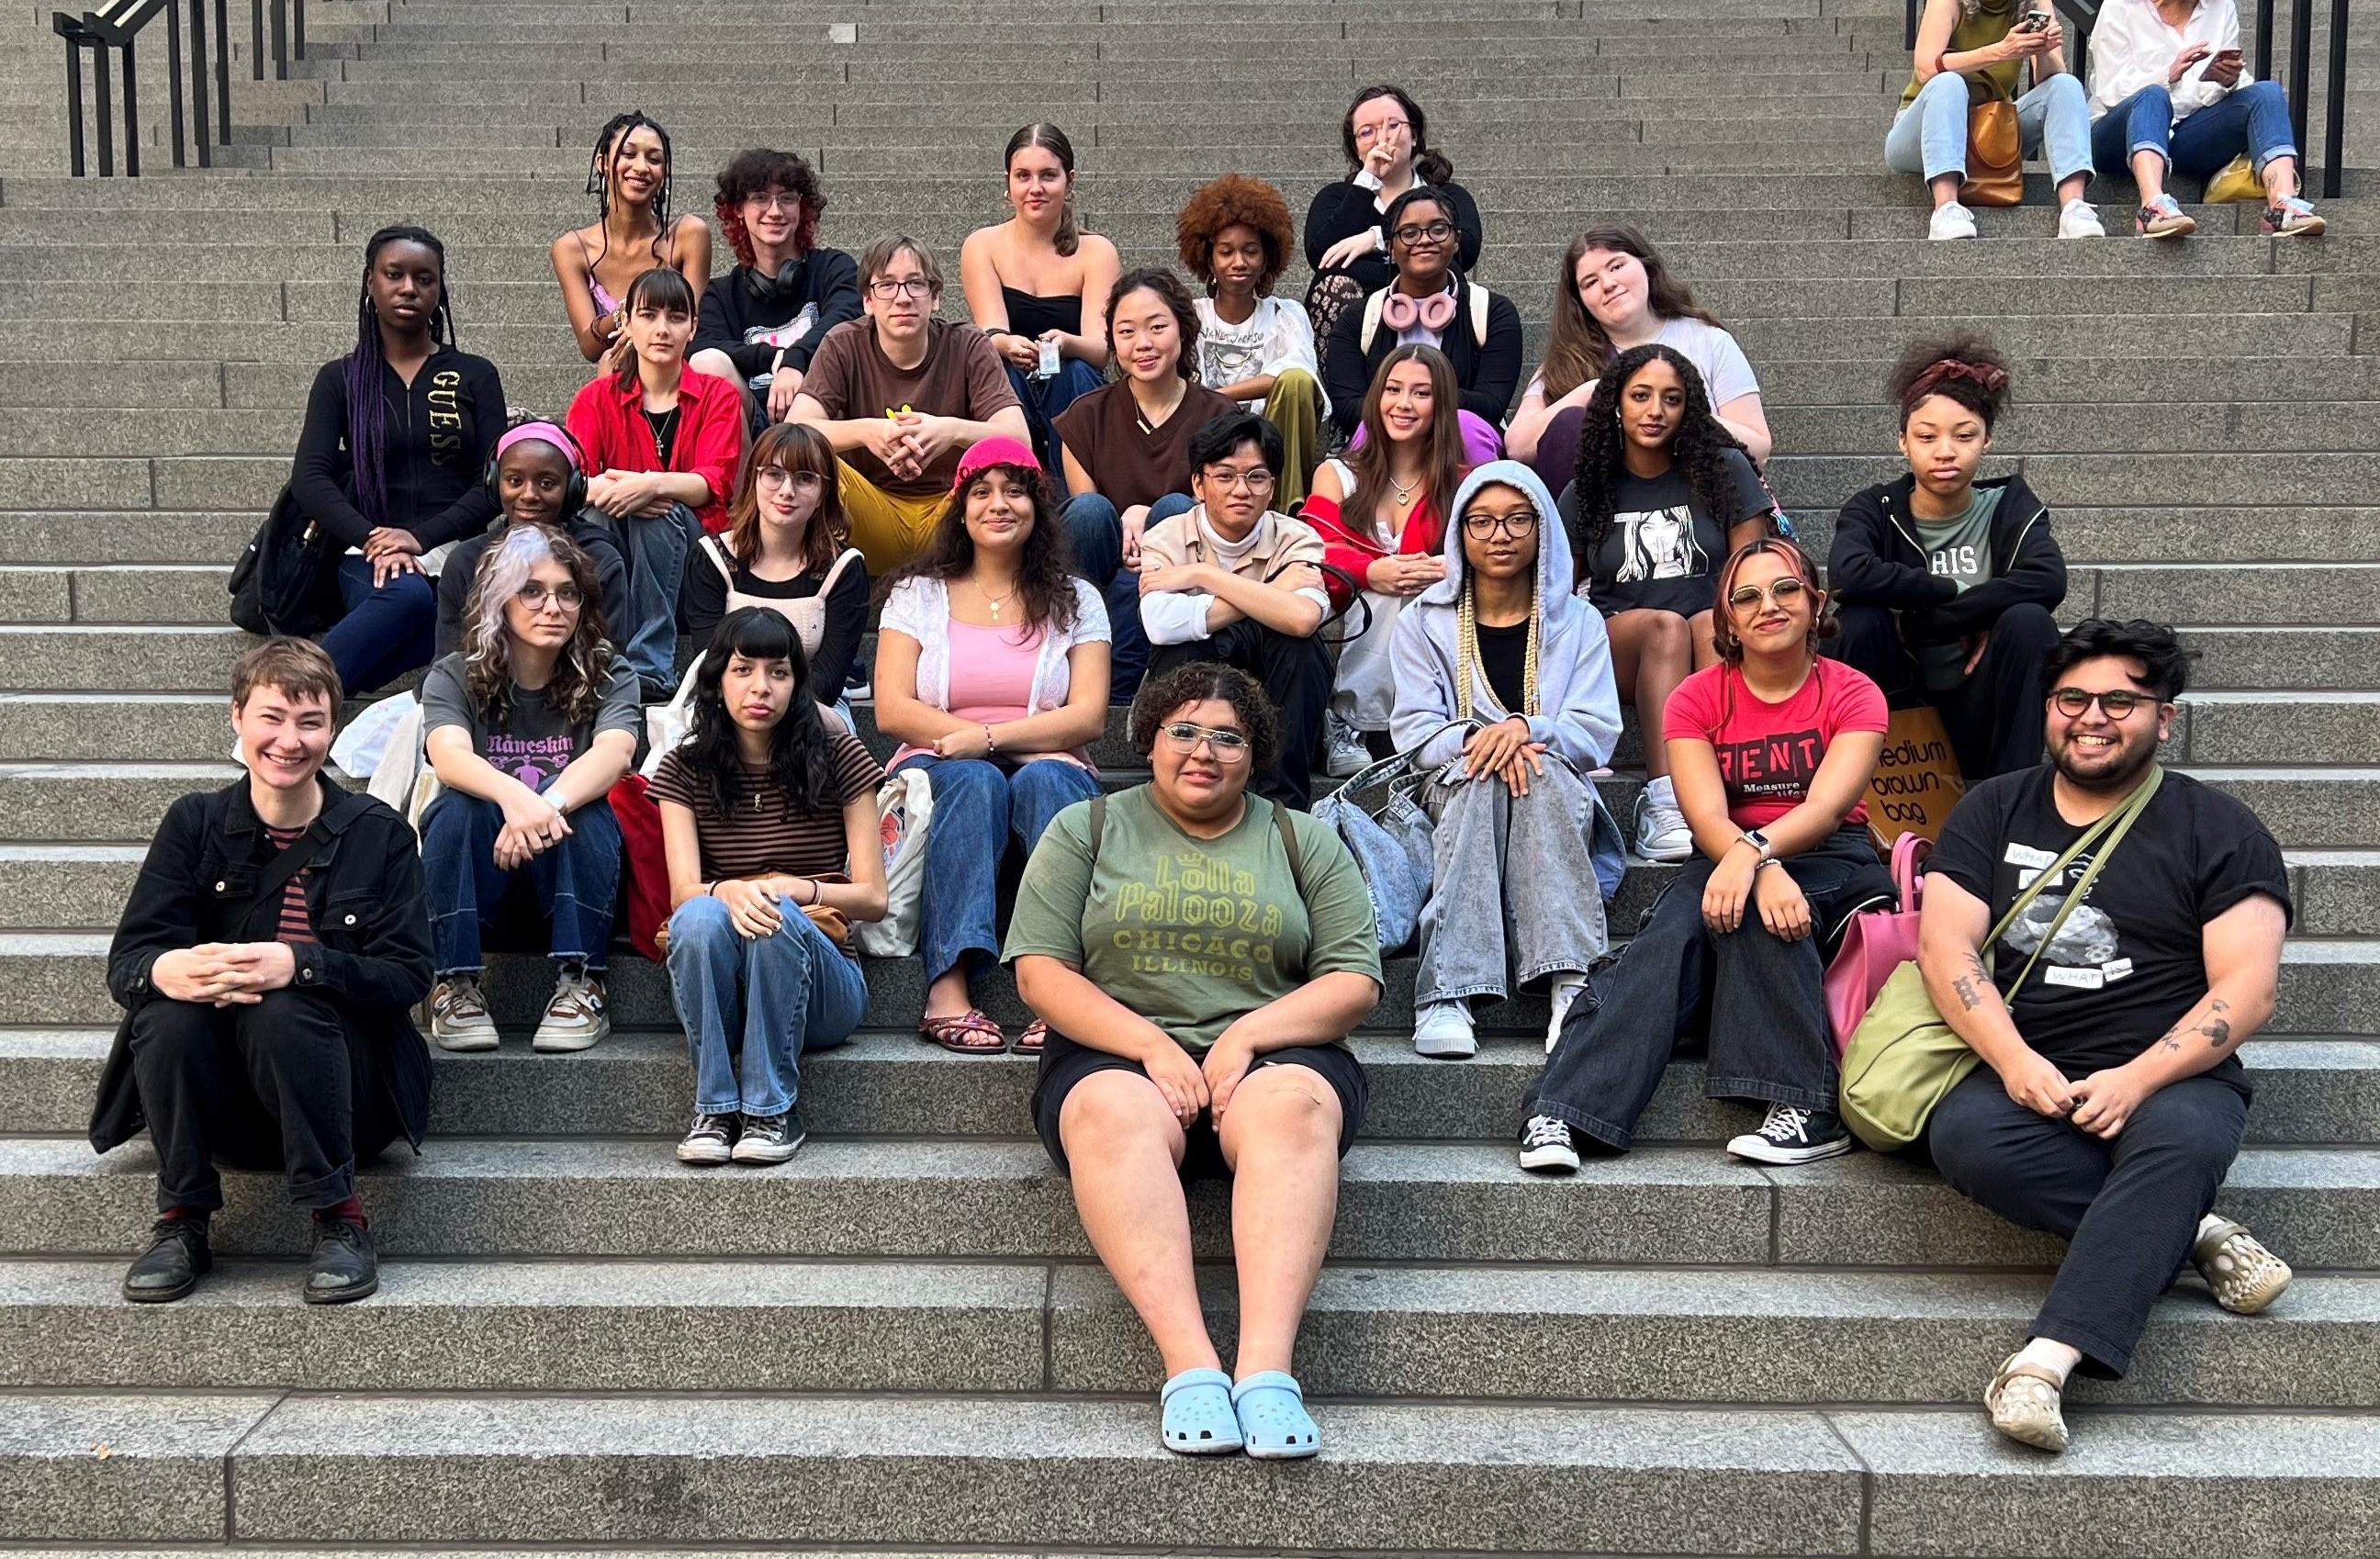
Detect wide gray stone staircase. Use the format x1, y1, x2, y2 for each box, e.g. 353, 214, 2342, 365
5, 0, 2380, 1551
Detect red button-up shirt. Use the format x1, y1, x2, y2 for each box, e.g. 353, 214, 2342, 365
566, 366, 743, 534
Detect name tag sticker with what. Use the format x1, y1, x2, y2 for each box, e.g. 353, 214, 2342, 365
2043, 966, 2105, 990
2005, 843, 2057, 869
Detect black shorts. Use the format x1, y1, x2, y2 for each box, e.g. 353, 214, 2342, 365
1031, 1031, 1369, 1177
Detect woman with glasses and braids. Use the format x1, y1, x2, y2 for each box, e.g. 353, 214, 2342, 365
553, 110, 713, 366
1387, 462, 1622, 1060
1519, 537, 1892, 1175
288, 224, 504, 696
1322, 186, 1521, 443
1828, 338, 2067, 781
1005, 664, 1382, 1461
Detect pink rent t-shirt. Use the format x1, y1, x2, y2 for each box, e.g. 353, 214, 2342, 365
1664, 659, 1888, 830
890, 618, 1059, 768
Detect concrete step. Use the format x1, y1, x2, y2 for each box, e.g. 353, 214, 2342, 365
4, 1255, 2374, 1407
0, 565, 225, 623
9, 1133, 2379, 1268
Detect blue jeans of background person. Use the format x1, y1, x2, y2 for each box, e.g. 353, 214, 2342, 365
1885, 69, 2094, 188
1009, 358, 1106, 475
321, 553, 433, 696
892, 754, 1100, 990
1061, 490, 1195, 702
1524, 826, 1893, 1150
2090, 80, 2297, 180
421, 791, 623, 976
666, 894, 868, 1118
597, 501, 699, 692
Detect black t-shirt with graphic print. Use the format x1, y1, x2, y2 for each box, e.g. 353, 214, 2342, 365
1927, 767, 2291, 1082
1566, 446, 1769, 618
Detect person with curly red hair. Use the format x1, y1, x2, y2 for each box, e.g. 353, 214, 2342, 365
1175, 174, 1328, 506
690, 149, 861, 426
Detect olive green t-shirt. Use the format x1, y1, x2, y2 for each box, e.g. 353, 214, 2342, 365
1899, 0, 2026, 107
1001, 787, 1383, 1052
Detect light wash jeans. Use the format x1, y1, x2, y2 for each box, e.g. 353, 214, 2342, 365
666, 894, 867, 1118
892, 754, 1102, 990
1414, 756, 1610, 1008
1885, 70, 2094, 189
595, 500, 699, 691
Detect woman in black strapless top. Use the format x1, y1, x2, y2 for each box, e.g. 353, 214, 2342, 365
960, 123, 1121, 477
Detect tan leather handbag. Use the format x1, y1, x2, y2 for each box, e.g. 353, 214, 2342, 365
1961, 98, 2024, 207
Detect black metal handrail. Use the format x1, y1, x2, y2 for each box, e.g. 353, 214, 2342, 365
55, 0, 304, 176
1901, 0, 2349, 199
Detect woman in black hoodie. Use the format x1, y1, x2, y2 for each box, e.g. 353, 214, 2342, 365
1825, 338, 2065, 780
290, 226, 505, 695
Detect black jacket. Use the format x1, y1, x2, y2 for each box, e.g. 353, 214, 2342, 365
1325, 274, 1524, 435
1828, 472, 2067, 646
91, 776, 434, 1156
693, 249, 863, 381
1303, 178, 1484, 295
289, 346, 506, 551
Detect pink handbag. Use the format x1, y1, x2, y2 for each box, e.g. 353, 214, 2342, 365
1825, 833, 1929, 1060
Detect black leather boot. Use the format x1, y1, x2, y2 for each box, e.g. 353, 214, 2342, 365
303, 1214, 377, 1305
121, 1217, 211, 1304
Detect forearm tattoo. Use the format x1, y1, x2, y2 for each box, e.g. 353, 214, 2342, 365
1950, 949, 1989, 1013
2157, 997, 2234, 1056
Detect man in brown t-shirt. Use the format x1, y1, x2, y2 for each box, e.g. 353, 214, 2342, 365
1137, 410, 1334, 807
791, 234, 1027, 572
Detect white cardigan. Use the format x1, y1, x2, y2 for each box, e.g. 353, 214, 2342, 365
879, 574, 1109, 714
2086, 0, 2250, 121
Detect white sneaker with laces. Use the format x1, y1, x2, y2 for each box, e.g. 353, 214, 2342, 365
2057, 197, 2106, 239
1324, 714, 1370, 779
1519, 1114, 1580, 1174
1545, 976, 1589, 1055
1928, 201, 1978, 241
1633, 776, 1694, 863
1411, 1001, 1477, 1059
429, 976, 498, 1052
532, 965, 610, 1052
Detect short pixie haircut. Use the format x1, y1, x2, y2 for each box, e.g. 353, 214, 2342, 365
1175, 174, 1296, 295
2041, 618, 2198, 703
231, 637, 342, 711
1132, 662, 1279, 778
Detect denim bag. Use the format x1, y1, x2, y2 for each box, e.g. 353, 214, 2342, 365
1312, 730, 1456, 955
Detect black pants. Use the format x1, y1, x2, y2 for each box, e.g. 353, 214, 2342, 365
1829, 600, 2060, 781
127, 988, 401, 1215
1146, 621, 1332, 811
1927, 1064, 2249, 1376
1526, 826, 1892, 1150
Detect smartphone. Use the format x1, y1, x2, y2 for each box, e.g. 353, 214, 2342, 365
2016, 9, 2053, 31
1035, 339, 1061, 379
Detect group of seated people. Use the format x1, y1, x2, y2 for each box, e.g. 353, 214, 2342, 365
94, 80, 2302, 1471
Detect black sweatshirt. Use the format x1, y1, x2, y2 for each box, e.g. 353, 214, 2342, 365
1303, 178, 1484, 294
288, 346, 505, 551
1324, 274, 1524, 434
692, 249, 863, 381
1828, 472, 2068, 645
679, 533, 871, 696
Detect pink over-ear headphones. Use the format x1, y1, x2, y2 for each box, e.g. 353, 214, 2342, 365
485, 421, 589, 514
1381, 289, 1457, 333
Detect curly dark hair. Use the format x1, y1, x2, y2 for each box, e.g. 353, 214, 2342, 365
1888, 333, 2012, 432
1175, 174, 1295, 295
679, 607, 843, 821
1570, 343, 1751, 576
1106, 266, 1201, 383
2043, 618, 2198, 702
881, 455, 1081, 636
1131, 662, 1279, 779
712, 147, 825, 266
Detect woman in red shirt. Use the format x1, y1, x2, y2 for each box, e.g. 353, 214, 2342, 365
1519, 537, 1892, 1172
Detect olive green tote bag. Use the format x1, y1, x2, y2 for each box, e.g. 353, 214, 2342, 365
1839, 766, 2163, 1151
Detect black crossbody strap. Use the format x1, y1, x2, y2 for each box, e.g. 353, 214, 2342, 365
232, 823, 331, 935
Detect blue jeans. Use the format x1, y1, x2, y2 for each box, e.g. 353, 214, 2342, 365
892, 754, 1100, 989
421, 791, 623, 976
321, 553, 433, 696
599, 501, 699, 692
666, 894, 867, 1117
1885, 69, 2094, 188
1061, 490, 1194, 703
2091, 79, 2297, 180
1009, 357, 1106, 475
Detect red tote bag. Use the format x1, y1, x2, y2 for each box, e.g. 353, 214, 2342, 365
609, 773, 672, 963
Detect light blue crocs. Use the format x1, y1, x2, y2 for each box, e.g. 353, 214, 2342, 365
1161, 1367, 1243, 1455
1231, 1369, 1320, 1459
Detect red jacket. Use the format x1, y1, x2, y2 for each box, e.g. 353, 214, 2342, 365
1300, 475, 1458, 612
566, 366, 743, 534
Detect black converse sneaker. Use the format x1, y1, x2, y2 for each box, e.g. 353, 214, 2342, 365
1726, 1104, 1854, 1165
676, 1112, 737, 1166
1518, 1114, 1581, 1174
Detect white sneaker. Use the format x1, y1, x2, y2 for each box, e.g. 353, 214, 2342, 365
1519, 1114, 1580, 1174
532, 964, 610, 1052
1928, 201, 1977, 241
1633, 776, 1694, 863
1324, 714, 1370, 779
1412, 1001, 1477, 1059
428, 976, 497, 1052
1545, 975, 1589, 1055
2057, 197, 2106, 239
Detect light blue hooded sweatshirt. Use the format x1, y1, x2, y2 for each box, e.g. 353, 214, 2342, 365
1386, 460, 1623, 774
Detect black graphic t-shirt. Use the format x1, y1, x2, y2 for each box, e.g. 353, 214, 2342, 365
1570, 446, 1769, 617
1928, 768, 2291, 1079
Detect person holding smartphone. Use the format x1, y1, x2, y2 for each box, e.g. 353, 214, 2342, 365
2085, 0, 2325, 238
1888, 0, 2103, 241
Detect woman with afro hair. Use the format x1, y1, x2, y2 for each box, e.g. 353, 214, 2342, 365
690, 148, 861, 427
1175, 174, 1329, 506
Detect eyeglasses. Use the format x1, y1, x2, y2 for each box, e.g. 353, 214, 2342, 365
1462, 510, 1539, 538
1353, 119, 1411, 142
1201, 465, 1276, 494
745, 191, 803, 212
2050, 687, 2156, 720
1393, 220, 1456, 244
1726, 578, 1809, 611
868, 277, 933, 300
517, 583, 584, 610
757, 466, 825, 490
1158, 722, 1252, 760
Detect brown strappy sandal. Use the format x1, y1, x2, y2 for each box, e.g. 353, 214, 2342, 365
920, 1010, 1006, 1055
1013, 1019, 1050, 1054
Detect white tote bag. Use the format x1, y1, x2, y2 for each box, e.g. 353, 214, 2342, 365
639, 661, 704, 779
851, 766, 934, 958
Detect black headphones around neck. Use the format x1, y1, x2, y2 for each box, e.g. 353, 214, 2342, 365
483, 425, 590, 517
743, 255, 806, 302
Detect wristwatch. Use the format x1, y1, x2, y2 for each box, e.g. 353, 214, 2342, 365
1740, 828, 1774, 862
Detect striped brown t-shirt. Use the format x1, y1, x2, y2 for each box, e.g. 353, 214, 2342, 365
262, 824, 318, 945
648, 732, 884, 884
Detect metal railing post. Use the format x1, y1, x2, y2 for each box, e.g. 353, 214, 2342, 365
189, 0, 210, 166
121, 32, 140, 176
93, 37, 113, 175
292, 0, 303, 59
270, 0, 286, 79
2322, 0, 2347, 198
2253, 0, 2273, 78
2285, 0, 2312, 169
166, 0, 185, 169
59, 25, 87, 177
250, 0, 262, 79
212, 0, 229, 141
